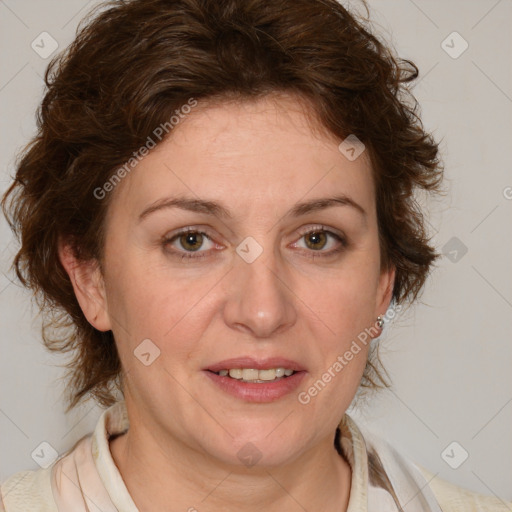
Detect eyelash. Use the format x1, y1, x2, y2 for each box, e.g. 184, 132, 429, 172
162, 225, 347, 261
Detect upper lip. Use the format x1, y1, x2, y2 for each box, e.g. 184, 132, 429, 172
204, 357, 306, 373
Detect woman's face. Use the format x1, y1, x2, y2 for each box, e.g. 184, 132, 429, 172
89, 94, 394, 467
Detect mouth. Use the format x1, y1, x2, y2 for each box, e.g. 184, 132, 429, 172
208, 367, 297, 383
203, 357, 306, 402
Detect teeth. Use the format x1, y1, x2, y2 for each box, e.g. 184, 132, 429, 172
258, 369, 277, 381
218, 367, 295, 382
242, 368, 259, 381
228, 369, 243, 379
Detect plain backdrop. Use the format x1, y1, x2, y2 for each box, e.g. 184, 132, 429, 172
1, 0, 511, 503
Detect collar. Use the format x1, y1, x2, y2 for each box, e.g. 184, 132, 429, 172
51, 400, 376, 511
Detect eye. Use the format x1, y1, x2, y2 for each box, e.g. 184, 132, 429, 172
163, 228, 219, 259
292, 226, 347, 257
162, 225, 347, 261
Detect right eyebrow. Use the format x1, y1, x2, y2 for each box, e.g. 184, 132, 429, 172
138, 196, 233, 222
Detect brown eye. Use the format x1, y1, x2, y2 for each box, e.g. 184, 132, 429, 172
304, 231, 328, 250
178, 231, 204, 251
163, 228, 218, 260
292, 226, 347, 259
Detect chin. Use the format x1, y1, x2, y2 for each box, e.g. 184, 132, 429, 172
196, 421, 309, 469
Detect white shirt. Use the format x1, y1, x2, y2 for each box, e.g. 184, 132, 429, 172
1, 400, 509, 511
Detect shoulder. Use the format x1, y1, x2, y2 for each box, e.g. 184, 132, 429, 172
0, 433, 94, 512
418, 466, 512, 512
0, 466, 57, 512
344, 415, 512, 512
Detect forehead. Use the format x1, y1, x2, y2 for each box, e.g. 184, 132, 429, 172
109, 94, 375, 222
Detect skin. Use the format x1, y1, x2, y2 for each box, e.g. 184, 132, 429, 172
60, 93, 395, 512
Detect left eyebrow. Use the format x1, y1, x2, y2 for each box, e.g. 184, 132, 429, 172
138, 194, 367, 223
287, 195, 367, 220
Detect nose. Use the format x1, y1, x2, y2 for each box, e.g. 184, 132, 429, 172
222, 248, 297, 339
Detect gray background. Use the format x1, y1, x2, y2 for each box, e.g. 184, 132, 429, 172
1, 0, 511, 504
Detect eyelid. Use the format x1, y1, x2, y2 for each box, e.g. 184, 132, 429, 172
294, 224, 345, 240
163, 225, 220, 243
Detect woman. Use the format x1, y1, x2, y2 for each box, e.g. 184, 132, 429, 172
0, 0, 509, 510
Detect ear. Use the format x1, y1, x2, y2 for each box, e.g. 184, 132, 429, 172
58, 241, 112, 332
375, 264, 396, 317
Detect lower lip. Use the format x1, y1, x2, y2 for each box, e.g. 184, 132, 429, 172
203, 370, 306, 403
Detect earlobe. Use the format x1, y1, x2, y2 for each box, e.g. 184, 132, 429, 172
377, 264, 396, 315
58, 242, 111, 332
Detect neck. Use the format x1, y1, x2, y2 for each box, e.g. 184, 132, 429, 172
110, 408, 352, 512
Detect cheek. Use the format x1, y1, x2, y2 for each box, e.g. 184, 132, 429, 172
304, 260, 380, 334
300, 281, 374, 413
105, 257, 221, 357
298, 257, 379, 386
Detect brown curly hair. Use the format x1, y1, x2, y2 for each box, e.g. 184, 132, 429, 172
1, 0, 443, 411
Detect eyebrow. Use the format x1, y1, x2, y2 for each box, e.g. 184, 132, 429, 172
138, 194, 367, 222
